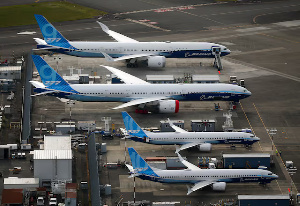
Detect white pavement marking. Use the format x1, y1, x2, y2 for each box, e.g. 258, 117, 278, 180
236, 27, 270, 33
274, 20, 300, 27
115, 2, 227, 15
126, 18, 170, 32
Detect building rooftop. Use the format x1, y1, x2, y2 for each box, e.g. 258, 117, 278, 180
146, 75, 174, 81
238, 195, 289, 200
1, 189, 23, 204
34, 150, 72, 160
0, 66, 21, 72
44, 135, 71, 150
192, 75, 220, 81
4, 177, 39, 185
223, 153, 271, 158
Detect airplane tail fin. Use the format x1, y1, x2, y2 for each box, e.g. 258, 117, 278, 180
127, 147, 158, 177
122, 112, 148, 138
34, 14, 76, 50
31, 55, 78, 93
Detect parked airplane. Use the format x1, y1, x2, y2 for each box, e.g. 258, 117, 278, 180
122, 112, 260, 152
126, 147, 278, 195
30, 55, 251, 113
33, 14, 231, 68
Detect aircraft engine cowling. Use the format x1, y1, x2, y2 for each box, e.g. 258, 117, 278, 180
212, 182, 226, 191
197, 143, 212, 152
147, 56, 166, 68
158, 100, 179, 113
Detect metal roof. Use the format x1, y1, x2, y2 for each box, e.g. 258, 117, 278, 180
238, 195, 289, 200
223, 153, 270, 158
146, 75, 174, 81
192, 75, 220, 81
0, 66, 21, 72
4, 177, 39, 185
34, 150, 72, 160
44, 135, 71, 150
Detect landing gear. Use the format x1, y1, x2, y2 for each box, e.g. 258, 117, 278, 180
126, 62, 138, 68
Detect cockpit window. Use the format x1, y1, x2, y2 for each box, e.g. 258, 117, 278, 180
268, 173, 272, 175
250, 135, 254, 137
244, 90, 247, 92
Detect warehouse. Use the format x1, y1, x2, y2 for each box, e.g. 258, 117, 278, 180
238, 195, 290, 206
223, 153, 271, 169
192, 75, 220, 83
0, 66, 21, 80
4, 177, 39, 189
146, 75, 175, 84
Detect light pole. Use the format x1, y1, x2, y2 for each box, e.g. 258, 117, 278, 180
267, 128, 277, 163
67, 100, 75, 133
54, 56, 62, 72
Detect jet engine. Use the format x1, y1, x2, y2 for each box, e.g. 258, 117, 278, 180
147, 56, 166, 68
212, 182, 226, 191
197, 143, 212, 152
158, 100, 179, 113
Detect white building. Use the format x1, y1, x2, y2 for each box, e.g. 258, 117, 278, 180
0, 66, 21, 80
4, 177, 39, 189
34, 135, 72, 187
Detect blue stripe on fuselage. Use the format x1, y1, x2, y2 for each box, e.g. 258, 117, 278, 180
36, 45, 230, 58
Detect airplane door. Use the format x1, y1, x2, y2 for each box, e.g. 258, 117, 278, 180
125, 90, 131, 97
211, 46, 221, 55
144, 137, 150, 143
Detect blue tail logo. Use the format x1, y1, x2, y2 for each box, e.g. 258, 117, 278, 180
31, 55, 78, 93
34, 14, 77, 50
122, 112, 148, 138
128, 148, 158, 177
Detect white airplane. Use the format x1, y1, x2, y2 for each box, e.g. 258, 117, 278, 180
122, 112, 260, 152
30, 55, 251, 113
33, 14, 230, 68
126, 147, 278, 195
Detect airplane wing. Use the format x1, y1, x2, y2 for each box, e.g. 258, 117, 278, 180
97, 21, 138, 43
101, 65, 150, 85
31, 90, 58, 97
167, 118, 188, 133
112, 96, 167, 110
176, 151, 201, 171
101, 51, 156, 62
176, 142, 200, 153
187, 181, 213, 195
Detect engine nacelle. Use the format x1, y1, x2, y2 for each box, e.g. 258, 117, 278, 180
197, 143, 212, 152
212, 182, 226, 191
147, 56, 166, 68
158, 100, 179, 113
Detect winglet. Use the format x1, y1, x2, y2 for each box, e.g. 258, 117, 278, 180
122, 112, 148, 138
100, 51, 115, 62
187, 185, 193, 195
97, 21, 109, 33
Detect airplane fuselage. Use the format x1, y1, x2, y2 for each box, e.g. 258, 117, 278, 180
37, 41, 230, 58
139, 168, 278, 184
34, 83, 251, 102
130, 131, 259, 145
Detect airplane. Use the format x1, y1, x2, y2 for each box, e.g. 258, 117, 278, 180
122, 111, 260, 152
126, 147, 278, 195
33, 14, 231, 68
30, 55, 251, 113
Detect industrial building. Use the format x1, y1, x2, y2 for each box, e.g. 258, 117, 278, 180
192, 75, 220, 83
33, 135, 72, 187
237, 195, 290, 206
223, 153, 271, 169
146, 75, 175, 84
160, 120, 184, 132
0, 66, 21, 80
4, 177, 39, 189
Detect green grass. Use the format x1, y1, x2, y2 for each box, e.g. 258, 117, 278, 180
0, 1, 107, 27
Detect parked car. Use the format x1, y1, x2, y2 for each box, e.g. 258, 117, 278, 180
49, 197, 57, 206
37, 197, 44, 205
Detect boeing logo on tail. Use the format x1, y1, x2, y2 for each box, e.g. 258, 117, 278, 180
34, 14, 77, 50
31, 55, 78, 94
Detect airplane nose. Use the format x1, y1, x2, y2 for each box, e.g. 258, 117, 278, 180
255, 137, 260, 141
273, 174, 279, 179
